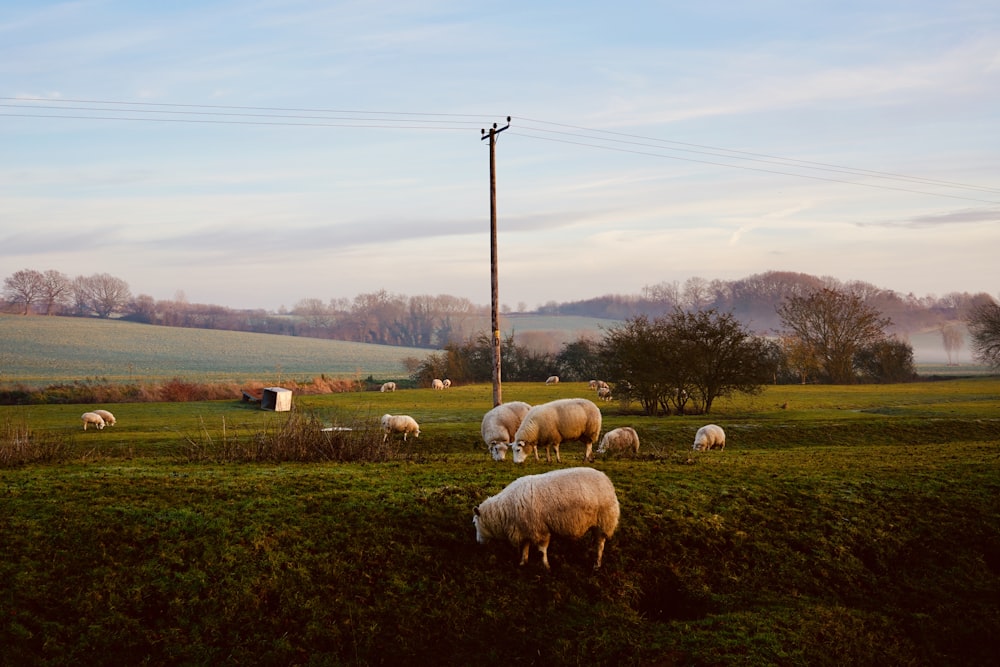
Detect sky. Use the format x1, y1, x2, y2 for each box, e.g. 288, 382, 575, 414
2, 1, 999, 312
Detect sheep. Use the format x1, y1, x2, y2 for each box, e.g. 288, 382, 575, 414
481, 401, 532, 461
588, 379, 598, 389
596, 426, 639, 456
544, 375, 559, 385
597, 386, 612, 402
473, 467, 619, 570
693, 424, 726, 451
431, 379, 445, 390
511, 397, 602, 464
442, 378, 452, 388
381, 414, 420, 442
92, 409, 116, 426
80, 412, 105, 431
380, 381, 397, 393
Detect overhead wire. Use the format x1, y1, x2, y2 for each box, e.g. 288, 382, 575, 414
3, 96, 998, 204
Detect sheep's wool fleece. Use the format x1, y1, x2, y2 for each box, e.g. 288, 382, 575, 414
476, 467, 619, 545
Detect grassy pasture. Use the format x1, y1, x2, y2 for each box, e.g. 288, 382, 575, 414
0, 313, 425, 386
2, 378, 1000, 665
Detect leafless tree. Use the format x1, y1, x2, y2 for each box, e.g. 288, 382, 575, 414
940, 322, 965, 366
3, 269, 44, 314
39, 270, 72, 315
777, 287, 893, 384
967, 299, 1000, 369
73, 273, 133, 318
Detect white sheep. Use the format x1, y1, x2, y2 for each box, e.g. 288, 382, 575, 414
80, 412, 105, 431
544, 375, 559, 385
481, 401, 532, 461
442, 379, 452, 388
597, 386, 612, 402
92, 409, 116, 426
473, 467, 620, 570
511, 397, 602, 464
693, 424, 726, 451
431, 379, 445, 390
380, 381, 397, 393
381, 414, 420, 442
596, 426, 639, 456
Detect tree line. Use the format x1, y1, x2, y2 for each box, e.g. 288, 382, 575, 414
3, 268, 998, 379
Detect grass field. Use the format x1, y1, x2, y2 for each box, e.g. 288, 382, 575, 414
2, 378, 1000, 665
0, 313, 427, 386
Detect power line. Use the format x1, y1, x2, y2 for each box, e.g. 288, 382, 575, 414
3, 96, 997, 204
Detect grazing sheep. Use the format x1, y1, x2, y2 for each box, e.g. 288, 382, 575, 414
481, 401, 532, 461
442, 379, 452, 388
380, 381, 397, 393
544, 375, 559, 385
597, 386, 612, 402
595, 380, 609, 390
93, 409, 116, 426
381, 414, 420, 442
511, 398, 602, 464
588, 379, 598, 389
473, 467, 620, 570
596, 426, 639, 456
80, 412, 105, 431
432, 379, 445, 390
693, 424, 726, 451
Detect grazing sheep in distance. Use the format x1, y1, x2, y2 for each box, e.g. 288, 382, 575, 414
544, 375, 559, 385
432, 379, 445, 390
481, 401, 532, 461
511, 398, 602, 464
596, 426, 639, 456
597, 386, 612, 402
93, 409, 116, 426
473, 466, 620, 570
81, 412, 105, 431
693, 424, 726, 451
380, 381, 397, 393
442, 379, 452, 388
381, 414, 420, 442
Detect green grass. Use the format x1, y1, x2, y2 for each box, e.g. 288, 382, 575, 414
0, 313, 426, 386
2, 380, 1000, 665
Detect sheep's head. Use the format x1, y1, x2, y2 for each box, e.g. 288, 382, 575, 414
472, 506, 491, 543
510, 441, 533, 464
489, 441, 509, 461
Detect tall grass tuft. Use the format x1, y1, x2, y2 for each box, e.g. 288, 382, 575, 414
183, 411, 407, 463
0, 415, 71, 466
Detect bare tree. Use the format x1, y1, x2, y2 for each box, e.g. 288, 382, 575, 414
777, 288, 893, 384
3, 269, 44, 314
73, 273, 132, 318
39, 270, 72, 315
940, 322, 965, 366
967, 299, 1000, 369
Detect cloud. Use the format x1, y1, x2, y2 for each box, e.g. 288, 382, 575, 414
861, 208, 1000, 229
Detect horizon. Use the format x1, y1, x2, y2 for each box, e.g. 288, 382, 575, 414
3, 2, 999, 310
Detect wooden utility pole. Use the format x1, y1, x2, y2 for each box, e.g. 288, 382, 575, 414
482, 116, 511, 407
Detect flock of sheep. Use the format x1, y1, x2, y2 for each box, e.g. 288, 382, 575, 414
379, 380, 727, 570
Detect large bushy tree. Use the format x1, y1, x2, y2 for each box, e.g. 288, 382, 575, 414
2, 269, 44, 314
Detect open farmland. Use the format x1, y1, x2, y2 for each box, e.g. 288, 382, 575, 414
2, 379, 1000, 665
0, 313, 427, 386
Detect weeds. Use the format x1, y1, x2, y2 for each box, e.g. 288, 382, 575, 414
0, 414, 71, 466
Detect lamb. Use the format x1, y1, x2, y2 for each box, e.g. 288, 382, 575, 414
431, 379, 445, 390
380, 414, 420, 442
80, 412, 105, 431
693, 424, 726, 451
380, 381, 397, 393
442, 379, 451, 388
511, 397, 602, 464
473, 467, 620, 570
544, 375, 559, 385
596, 426, 639, 456
93, 409, 116, 426
597, 386, 612, 402
481, 401, 532, 461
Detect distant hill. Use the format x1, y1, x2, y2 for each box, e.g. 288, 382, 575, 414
0, 314, 425, 386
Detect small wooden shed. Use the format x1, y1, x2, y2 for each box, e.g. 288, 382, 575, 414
261, 387, 292, 412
